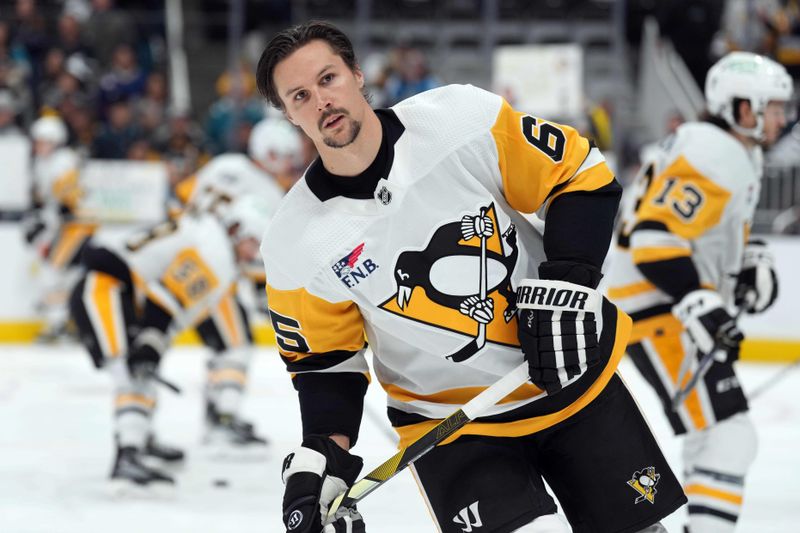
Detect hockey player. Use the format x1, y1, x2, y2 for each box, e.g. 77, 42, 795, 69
256, 21, 685, 533
176, 120, 300, 449
25, 116, 96, 341
606, 52, 792, 532
68, 196, 271, 490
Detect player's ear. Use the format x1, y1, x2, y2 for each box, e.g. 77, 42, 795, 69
354, 66, 365, 89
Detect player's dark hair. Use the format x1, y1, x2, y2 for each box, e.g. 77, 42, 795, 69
256, 21, 365, 110
703, 97, 750, 132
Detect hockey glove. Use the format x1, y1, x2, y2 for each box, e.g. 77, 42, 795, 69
516, 277, 602, 395
672, 289, 743, 362
735, 240, 778, 314
282, 435, 365, 533
127, 328, 168, 380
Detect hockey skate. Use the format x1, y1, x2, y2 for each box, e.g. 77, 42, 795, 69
144, 435, 185, 464
109, 445, 175, 497
203, 403, 268, 461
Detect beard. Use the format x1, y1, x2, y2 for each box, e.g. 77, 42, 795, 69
319, 108, 362, 148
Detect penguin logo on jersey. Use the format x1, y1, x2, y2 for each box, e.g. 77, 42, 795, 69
627, 466, 660, 504
379, 203, 519, 362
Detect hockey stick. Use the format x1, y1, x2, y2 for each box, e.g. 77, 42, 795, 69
144, 368, 182, 394
671, 308, 744, 410
749, 356, 800, 401
325, 361, 532, 524
448, 208, 489, 363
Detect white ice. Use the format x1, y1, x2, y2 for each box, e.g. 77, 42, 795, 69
1, 344, 798, 532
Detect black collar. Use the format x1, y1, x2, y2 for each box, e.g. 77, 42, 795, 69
306, 109, 405, 201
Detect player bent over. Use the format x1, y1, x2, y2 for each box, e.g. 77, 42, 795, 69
68, 197, 270, 491
607, 52, 791, 532
173, 118, 299, 449
257, 21, 687, 532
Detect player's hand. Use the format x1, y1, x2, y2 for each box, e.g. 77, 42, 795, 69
735, 240, 778, 314
126, 328, 166, 380
282, 435, 366, 533
516, 277, 603, 395
672, 289, 743, 362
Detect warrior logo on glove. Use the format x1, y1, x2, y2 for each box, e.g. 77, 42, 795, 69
380, 203, 520, 362
516, 278, 604, 395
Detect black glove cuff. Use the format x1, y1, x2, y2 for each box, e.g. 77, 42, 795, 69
538, 260, 603, 289
302, 435, 363, 485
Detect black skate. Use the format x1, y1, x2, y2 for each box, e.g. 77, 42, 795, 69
144, 435, 185, 463
204, 404, 268, 460
110, 446, 175, 496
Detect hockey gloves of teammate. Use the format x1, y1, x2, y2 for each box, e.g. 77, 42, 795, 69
516, 262, 604, 395
735, 240, 778, 314
672, 289, 744, 363
126, 328, 168, 381
282, 435, 365, 533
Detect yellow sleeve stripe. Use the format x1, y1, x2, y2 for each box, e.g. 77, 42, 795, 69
606, 280, 658, 300
491, 99, 590, 213
175, 174, 198, 205
549, 156, 615, 203
632, 246, 692, 264
383, 380, 544, 406
266, 282, 366, 356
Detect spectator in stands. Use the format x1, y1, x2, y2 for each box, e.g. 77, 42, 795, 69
91, 97, 139, 158
83, 0, 137, 69
204, 63, 264, 154
134, 71, 168, 137
716, 0, 787, 58
383, 46, 439, 106
41, 56, 95, 117
37, 48, 68, 107
98, 43, 148, 118
0, 90, 22, 136
0, 19, 33, 124
61, 98, 96, 157
11, 0, 50, 83
55, 13, 92, 59
156, 108, 208, 187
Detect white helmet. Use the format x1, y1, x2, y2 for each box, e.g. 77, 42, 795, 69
247, 118, 302, 166
31, 116, 68, 146
220, 194, 272, 243
705, 51, 793, 140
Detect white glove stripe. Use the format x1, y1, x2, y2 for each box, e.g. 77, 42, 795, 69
552, 310, 569, 383
575, 311, 584, 336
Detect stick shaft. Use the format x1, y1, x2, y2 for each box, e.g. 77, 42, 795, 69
325, 362, 531, 522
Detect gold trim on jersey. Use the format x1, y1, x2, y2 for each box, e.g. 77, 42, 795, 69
394, 308, 633, 447
490, 99, 591, 213
549, 155, 615, 203
50, 222, 97, 268
635, 156, 731, 240
631, 246, 692, 265
51, 168, 83, 211
84, 271, 126, 358
213, 292, 245, 347
161, 248, 220, 308
175, 174, 198, 206
607, 280, 658, 300
266, 284, 366, 358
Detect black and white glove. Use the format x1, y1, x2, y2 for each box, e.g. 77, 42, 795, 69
672, 289, 744, 362
516, 277, 603, 395
735, 240, 778, 314
282, 435, 366, 533
127, 328, 167, 380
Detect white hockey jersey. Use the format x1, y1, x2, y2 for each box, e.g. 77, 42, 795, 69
185, 153, 285, 216
94, 212, 239, 333
262, 84, 631, 446
606, 122, 762, 329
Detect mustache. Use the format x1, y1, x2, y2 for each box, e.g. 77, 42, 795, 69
318, 107, 350, 130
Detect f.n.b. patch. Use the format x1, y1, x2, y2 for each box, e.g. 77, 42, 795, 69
332, 242, 379, 288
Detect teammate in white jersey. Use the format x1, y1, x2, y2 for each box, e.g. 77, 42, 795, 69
607, 52, 792, 533
68, 196, 271, 491
24, 116, 96, 340
171, 120, 299, 449
256, 21, 685, 533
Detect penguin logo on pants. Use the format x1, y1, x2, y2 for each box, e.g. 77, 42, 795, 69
380, 203, 519, 362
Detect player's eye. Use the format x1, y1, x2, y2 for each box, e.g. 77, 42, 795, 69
293, 90, 307, 101
321, 73, 334, 84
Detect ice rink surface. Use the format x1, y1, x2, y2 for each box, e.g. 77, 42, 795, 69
1, 344, 798, 533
